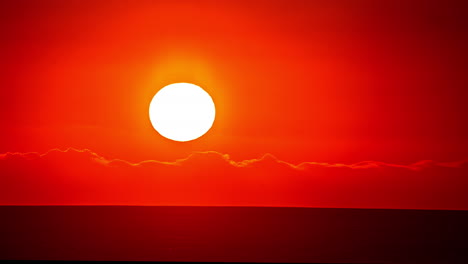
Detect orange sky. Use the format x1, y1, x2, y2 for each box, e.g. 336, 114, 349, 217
0, 0, 467, 208
2, 0, 467, 163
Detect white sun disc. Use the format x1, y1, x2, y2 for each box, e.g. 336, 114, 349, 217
149, 83, 216, 142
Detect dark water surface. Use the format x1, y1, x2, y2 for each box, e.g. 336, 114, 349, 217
1, 206, 467, 263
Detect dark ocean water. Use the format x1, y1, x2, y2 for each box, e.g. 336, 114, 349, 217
1, 206, 467, 263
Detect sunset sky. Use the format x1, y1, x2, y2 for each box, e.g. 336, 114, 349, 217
1, 0, 467, 209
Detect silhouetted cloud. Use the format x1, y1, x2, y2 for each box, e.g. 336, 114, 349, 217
1, 148, 467, 209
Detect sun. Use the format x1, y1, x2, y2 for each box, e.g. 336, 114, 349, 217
149, 83, 216, 142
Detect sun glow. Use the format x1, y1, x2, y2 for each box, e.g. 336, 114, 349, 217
149, 83, 216, 142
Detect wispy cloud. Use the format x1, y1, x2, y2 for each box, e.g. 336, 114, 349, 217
3, 147, 463, 170
1, 148, 467, 209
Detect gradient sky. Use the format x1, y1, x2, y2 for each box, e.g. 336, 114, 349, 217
0, 0, 467, 208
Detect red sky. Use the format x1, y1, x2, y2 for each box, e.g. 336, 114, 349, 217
1, 0, 467, 209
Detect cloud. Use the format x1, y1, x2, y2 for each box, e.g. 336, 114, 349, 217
1, 148, 467, 209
